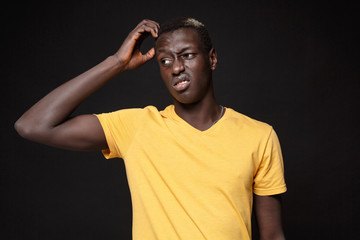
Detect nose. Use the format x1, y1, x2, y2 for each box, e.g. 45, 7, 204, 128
172, 58, 185, 75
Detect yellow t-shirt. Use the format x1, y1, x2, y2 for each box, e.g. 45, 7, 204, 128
96, 105, 286, 240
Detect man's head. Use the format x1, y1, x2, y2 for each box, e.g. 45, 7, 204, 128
154, 17, 217, 105
156, 17, 213, 53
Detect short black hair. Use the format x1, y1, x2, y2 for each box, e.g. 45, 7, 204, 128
157, 17, 213, 52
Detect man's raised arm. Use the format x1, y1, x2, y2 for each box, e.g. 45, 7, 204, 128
14, 19, 159, 151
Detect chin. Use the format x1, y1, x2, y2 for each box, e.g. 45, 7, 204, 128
175, 100, 196, 105
169, 86, 210, 105
173, 94, 202, 105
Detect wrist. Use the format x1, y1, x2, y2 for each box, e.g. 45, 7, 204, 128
107, 55, 127, 74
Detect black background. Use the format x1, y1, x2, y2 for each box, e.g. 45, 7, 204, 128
2, 0, 359, 239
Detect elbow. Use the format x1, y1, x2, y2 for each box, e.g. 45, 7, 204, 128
14, 118, 42, 140
14, 118, 31, 139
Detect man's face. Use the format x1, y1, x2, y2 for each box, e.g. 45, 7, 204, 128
155, 28, 217, 104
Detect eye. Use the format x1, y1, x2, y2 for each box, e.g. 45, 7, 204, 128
182, 53, 195, 59
160, 58, 172, 66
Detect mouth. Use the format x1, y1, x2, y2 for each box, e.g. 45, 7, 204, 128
173, 76, 191, 91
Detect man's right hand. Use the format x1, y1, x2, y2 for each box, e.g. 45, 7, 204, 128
114, 19, 160, 72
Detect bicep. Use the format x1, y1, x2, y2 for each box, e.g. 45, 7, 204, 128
254, 194, 285, 240
47, 114, 108, 151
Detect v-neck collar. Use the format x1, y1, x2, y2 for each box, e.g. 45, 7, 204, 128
165, 105, 228, 135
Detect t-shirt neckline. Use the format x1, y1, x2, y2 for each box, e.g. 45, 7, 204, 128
166, 105, 228, 135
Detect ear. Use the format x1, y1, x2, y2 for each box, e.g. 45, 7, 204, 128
209, 48, 218, 70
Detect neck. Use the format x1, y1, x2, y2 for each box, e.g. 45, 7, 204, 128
173, 90, 223, 131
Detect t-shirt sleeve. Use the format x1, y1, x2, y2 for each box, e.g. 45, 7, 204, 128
253, 128, 287, 196
95, 108, 145, 159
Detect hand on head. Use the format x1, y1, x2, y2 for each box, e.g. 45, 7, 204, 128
114, 19, 160, 72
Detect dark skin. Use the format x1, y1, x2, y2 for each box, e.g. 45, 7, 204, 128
15, 19, 285, 239
155, 28, 221, 131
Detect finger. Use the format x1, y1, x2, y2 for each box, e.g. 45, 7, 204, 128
149, 27, 158, 38
135, 26, 158, 40
137, 20, 159, 36
143, 48, 155, 62
140, 24, 158, 37
138, 19, 159, 29
133, 48, 155, 68
144, 19, 160, 30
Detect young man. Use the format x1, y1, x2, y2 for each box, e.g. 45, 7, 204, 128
15, 17, 287, 239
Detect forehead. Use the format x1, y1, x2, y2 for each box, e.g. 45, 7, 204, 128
155, 28, 203, 53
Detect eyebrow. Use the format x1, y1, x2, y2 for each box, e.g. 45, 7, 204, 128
157, 47, 194, 55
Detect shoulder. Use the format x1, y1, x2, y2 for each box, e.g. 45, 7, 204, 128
97, 105, 159, 117
225, 108, 273, 134
96, 105, 165, 124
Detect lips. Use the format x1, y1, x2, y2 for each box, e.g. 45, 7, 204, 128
173, 76, 191, 91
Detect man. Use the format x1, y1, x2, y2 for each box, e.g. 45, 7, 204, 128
15, 17, 286, 239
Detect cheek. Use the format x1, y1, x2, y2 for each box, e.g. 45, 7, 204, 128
189, 61, 211, 80
190, 56, 210, 71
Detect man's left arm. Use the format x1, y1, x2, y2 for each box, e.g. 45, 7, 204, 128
254, 194, 285, 240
